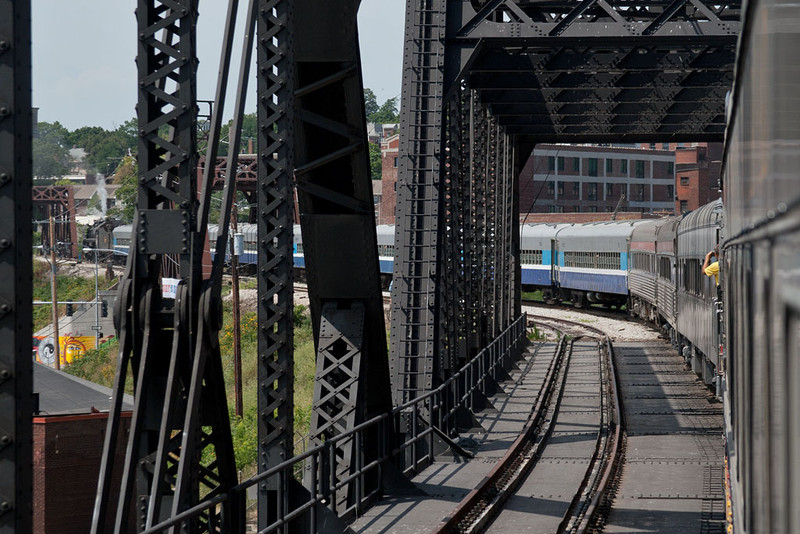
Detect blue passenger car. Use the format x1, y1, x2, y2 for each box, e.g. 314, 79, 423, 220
554, 221, 643, 307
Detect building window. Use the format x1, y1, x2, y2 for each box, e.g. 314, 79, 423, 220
588, 206, 598, 212
667, 162, 674, 175
557, 156, 565, 171
606, 183, 613, 197
588, 158, 598, 176
636, 184, 644, 201
680, 175, 690, 186
572, 182, 579, 196
680, 200, 688, 213
588, 182, 598, 201
662, 143, 670, 150
547, 181, 554, 195
635, 160, 645, 178
606, 158, 613, 173
605, 206, 613, 212
573, 157, 580, 172
666, 185, 674, 199
393, 157, 398, 167
557, 181, 564, 196
649, 143, 656, 149
621, 159, 628, 174
547, 156, 555, 171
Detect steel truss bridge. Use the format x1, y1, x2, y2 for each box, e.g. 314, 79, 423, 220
1, 0, 738, 532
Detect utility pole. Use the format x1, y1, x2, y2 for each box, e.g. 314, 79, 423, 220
231, 203, 243, 417
49, 207, 61, 370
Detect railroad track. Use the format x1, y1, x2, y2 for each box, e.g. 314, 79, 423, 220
434, 316, 623, 534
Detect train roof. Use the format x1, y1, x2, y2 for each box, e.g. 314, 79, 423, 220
555, 220, 646, 251
112, 224, 132, 235
677, 199, 723, 236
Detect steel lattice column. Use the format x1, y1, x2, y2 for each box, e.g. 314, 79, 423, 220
0, 1, 33, 532
92, 2, 241, 531
256, 0, 295, 528
391, 0, 448, 405
292, 0, 394, 516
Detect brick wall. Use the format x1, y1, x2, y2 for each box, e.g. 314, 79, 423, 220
378, 135, 399, 225
34, 414, 133, 534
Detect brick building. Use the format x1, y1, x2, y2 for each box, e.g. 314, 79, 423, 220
520, 144, 677, 217
378, 133, 399, 225
33, 363, 133, 534
378, 140, 721, 225
661, 142, 722, 214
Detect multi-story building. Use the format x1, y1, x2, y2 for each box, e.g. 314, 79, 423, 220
379, 140, 721, 225
669, 143, 722, 214
520, 144, 677, 217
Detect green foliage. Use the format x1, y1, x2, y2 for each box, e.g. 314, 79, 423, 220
218, 113, 259, 157
527, 324, 546, 341
108, 156, 138, 223
32, 260, 117, 332
369, 142, 382, 180
370, 96, 399, 124
521, 290, 543, 301
63, 340, 134, 394
364, 88, 399, 124
33, 121, 71, 178
364, 88, 379, 118
64, 119, 137, 173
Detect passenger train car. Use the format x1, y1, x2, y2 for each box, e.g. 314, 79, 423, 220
108, 213, 723, 390
719, 1, 800, 532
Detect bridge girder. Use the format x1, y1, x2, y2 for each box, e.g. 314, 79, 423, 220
391, 0, 740, 403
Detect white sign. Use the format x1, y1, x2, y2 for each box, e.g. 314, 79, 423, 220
161, 277, 180, 299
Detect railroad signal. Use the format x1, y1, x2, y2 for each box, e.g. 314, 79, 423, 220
101, 300, 108, 317
66, 301, 74, 316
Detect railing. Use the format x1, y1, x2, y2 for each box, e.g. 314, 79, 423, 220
141, 313, 527, 533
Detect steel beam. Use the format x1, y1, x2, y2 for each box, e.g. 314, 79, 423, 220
0, 1, 33, 532
255, 1, 296, 529
390, 0, 448, 405
293, 0, 394, 518
92, 2, 241, 532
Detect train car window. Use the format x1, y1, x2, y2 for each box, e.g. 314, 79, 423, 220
520, 250, 543, 265
296, 243, 304, 254
564, 251, 620, 270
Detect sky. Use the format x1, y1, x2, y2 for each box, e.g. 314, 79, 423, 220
31, 0, 406, 131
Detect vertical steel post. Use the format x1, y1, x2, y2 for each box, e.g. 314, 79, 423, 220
48, 207, 60, 369
391, 0, 448, 404
0, 1, 33, 531
256, 0, 295, 528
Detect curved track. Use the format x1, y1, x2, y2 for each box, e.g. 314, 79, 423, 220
434, 317, 622, 534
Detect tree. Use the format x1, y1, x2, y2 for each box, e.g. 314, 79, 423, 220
369, 142, 382, 180
371, 96, 399, 124
108, 156, 138, 223
364, 88, 379, 118
33, 121, 71, 178
66, 121, 137, 173
218, 113, 259, 156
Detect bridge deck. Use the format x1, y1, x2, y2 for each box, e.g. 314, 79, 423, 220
350, 341, 558, 533
351, 337, 724, 533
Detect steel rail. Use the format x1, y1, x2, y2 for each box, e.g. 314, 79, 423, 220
435, 315, 624, 534
433, 333, 570, 533
529, 314, 625, 533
